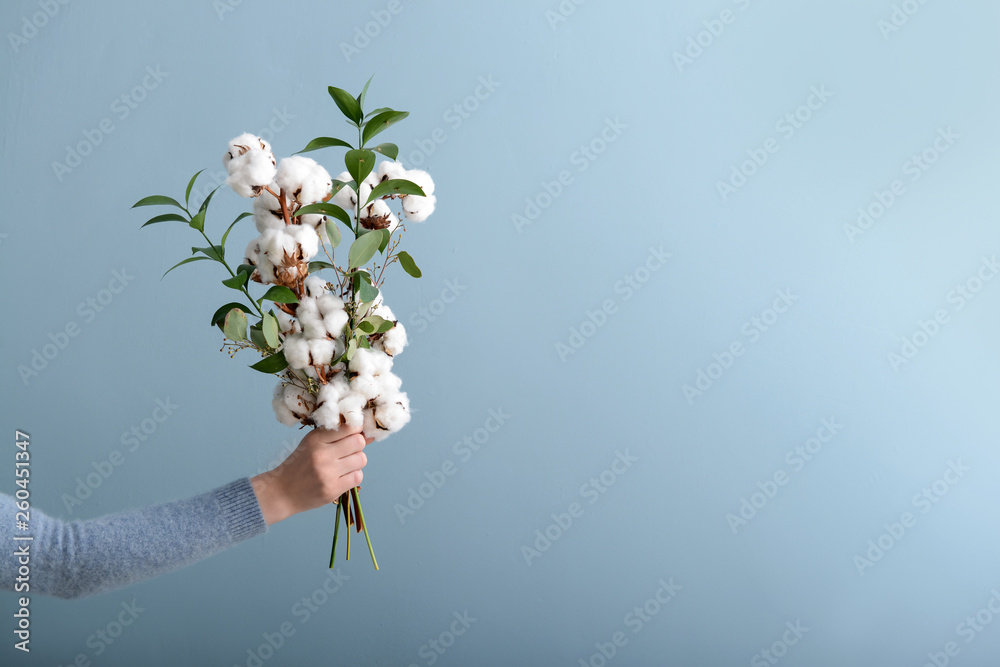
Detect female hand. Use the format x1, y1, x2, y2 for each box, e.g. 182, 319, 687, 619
251, 425, 373, 526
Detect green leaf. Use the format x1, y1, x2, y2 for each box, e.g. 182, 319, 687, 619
211, 301, 254, 326
192, 245, 224, 262
185, 169, 205, 206
294, 202, 352, 229
223, 308, 248, 342
366, 178, 425, 206
296, 136, 353, 154
221, 270, 250, 290
162, 256, 211, 279
344, 149, 376, 188
375, 319, 395, 334
359, 314, 390, 335
260, 285, 299, 304
141, 213, 188, 228
331, 179, 352, 196
345, 338, 358, 361
190, 186, 221, 230
325, 219, 342, 249
357, 75, 374, 109
371, 143, 399, 160
358, 280, 379, 304
249, 323, 268, 350
250, 350, 289, 374
328, 86, 363, 125
362, 110, 409, 147
132, 195, 185, 210
348, 231, 382, 269
262, 312, 280, 348
364, 106, 393, 119
221, 212, 253, 248
396, 250, 422, 278
377, 228, 391, 254
237, 263, 256, 276
308, 261, 336, 273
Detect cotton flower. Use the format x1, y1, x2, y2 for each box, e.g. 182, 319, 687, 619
337, 391, 367, 429
223, 134, 276, 198
253, 192, 286, 233
402, 192, 436, 223
330, 172, 356, 211
289, 223, 319, 261
276, 156, 332, 206
282, 333, 310, 370
311, 378, 351, 429
376, 160, 407, 183
403, 168, 435, 196
348, 347, 393, 378
359, 199, 398, 232
244, 237, 261, 266
303, 274, 328, 298
275, 309, 300, 335
380, 320, 408, 357
271, 381, 314, 427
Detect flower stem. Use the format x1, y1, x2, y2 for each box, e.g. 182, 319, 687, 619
352, 487, 379, 570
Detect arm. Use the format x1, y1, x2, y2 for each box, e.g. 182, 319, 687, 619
0, 426, 369, 599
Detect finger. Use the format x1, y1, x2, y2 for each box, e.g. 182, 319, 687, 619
312, 423, 364, 444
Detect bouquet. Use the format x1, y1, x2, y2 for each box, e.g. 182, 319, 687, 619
133, 79, 436, 569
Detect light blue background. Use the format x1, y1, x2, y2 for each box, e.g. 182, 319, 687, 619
3, 0, 1000, 665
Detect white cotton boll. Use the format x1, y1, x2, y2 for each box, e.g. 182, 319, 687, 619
323, 309, 349, 338
282, 333, 311, 370
275, 309, 300, 335
402, 193, 436, 223
244, 238, 261, 266
330, 172, 357, 212
377, 160, 407, 183
403, 168, 435, 196
363, 407, 380, 439
226, 150, 277, 197
260, 228, 300, 266
254, 254, 278, 284
282, 383, 316, 416
358, 172, 379, 208
359, 199, 398, 232
312, 379, 350, 429
223, 133, 271, 167
375, 391, 410, 434
296, 297, 327, 340
253, 196, 285, 233
289, 223, 319, 261
271, 384, 301, 427
276, 156, 332, 206
348, 347, 394, 377
301, 214, 329, 244
351, 374, 381, 401
338, 392, 366, 429
307, 337, 335, 366
303, 275, 327, 298
381, 320, 408, 357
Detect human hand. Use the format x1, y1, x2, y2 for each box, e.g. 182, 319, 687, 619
250, 425, 373, 526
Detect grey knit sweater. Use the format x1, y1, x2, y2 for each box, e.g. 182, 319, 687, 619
0, 478, 267, 599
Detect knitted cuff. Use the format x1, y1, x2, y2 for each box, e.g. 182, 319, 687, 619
215, 477, 268, 543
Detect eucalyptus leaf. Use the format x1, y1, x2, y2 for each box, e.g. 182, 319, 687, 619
211, 301, 254, 326
348, 231, 382, 269
223, 308, 248, 342
262, 312, 280, 348
325, 219, 342, 249
294, 202, 352, 229
308, 261, 336, 273
249, 323, 268, 350
358, 281, 379, 305
396, 250, 422, 278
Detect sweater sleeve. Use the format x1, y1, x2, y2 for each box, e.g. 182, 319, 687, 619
0, 477, 267, 599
